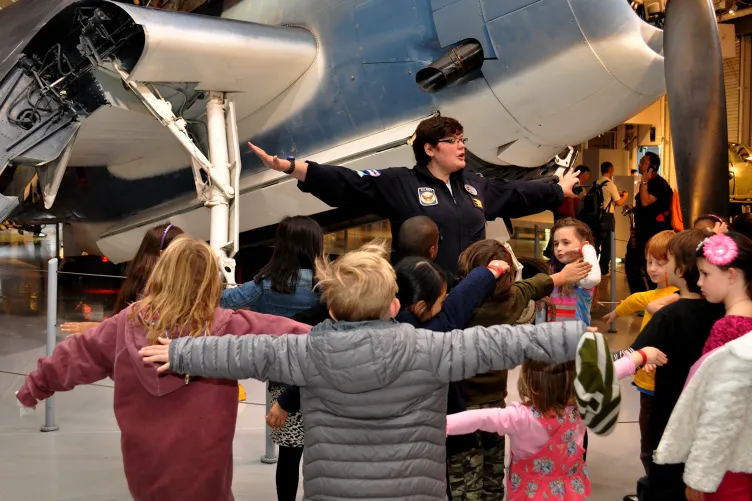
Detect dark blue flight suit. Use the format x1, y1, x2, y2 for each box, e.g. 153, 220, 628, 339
298, 161, 564, 273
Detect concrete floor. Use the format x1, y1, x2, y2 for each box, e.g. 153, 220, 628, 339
0, 227, 645, 500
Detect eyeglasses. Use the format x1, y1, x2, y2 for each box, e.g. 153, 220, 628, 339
437, 137, 468, 145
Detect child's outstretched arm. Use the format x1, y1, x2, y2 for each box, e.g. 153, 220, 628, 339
447, 404, 547, 441
16, 317, 118, 408
577, 244, 601, 289
423, 266, 498, 332
142, 334, 308, 386
429, 321, 587, 382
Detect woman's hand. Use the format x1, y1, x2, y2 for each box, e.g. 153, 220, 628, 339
248, 142, 291, 172
139, 337, 172, 373
486, 260, 510, 279
602, 310, 618, 324
61, 321, 100, 337
266, 402, 289, 429
685, 487, 705, 501
558, 169, 582, 198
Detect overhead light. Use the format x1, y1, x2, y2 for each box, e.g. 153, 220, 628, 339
730, 1, 738, 14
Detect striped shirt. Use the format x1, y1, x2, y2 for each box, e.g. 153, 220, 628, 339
551, 286, 595, 325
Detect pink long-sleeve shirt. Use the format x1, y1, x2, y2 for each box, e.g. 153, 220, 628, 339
447, 356, 637, 458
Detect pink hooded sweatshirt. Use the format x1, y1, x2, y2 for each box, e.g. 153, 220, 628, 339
16, 305, 310, 501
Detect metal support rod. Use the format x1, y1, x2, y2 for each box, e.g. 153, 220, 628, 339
533, 224, 540, 258
260, 381, 278, 464
609, 230, 617, 333
206, 91, 231, 256
42, 258, 59, 432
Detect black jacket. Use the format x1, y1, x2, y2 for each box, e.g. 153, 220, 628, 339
299, 162, 564, 273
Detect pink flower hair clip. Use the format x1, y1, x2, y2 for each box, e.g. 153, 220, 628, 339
699, 234, 738, 267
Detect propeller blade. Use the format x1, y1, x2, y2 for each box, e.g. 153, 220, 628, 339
664, 0, 729, 224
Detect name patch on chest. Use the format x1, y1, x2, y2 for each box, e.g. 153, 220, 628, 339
418, 187, 438, 206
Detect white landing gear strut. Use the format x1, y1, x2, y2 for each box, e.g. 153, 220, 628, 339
115, 68, 240, 286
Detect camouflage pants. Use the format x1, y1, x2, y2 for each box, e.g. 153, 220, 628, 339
447, 402, 506, 501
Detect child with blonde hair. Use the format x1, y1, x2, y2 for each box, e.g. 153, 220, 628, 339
16, 236, 310, 501
140, 241, 590, 501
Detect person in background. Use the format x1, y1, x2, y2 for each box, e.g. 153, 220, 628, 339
625, 152, 673, 294
732, 212, 752, 239
451, 239, 593, 501
221, 215, 323, 501
593, 162, 628, 274
629, 230, 725, 501
16, 236, 311, 501
141, 241, 589, 501
60, 223, 185, 335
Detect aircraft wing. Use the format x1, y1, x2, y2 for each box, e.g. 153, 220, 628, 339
0, 0, 317, 216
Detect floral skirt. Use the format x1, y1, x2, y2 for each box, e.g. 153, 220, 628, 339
268, 382, 305, 448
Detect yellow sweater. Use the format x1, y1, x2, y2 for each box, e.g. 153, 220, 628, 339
615, 286, 679, 392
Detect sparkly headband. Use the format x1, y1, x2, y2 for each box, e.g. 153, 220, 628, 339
697, 233, 738, 267
159, 223, 174, 251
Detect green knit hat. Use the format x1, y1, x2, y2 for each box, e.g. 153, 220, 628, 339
575, 331, 621, 436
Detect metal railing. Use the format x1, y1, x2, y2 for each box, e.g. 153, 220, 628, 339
39, 258, 278, 463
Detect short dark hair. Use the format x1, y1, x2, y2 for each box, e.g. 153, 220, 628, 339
732, 213, 752, 240
600, 162, 614, 175
395, 257, 446, 312
412, 115, 463, 168
667, 229, 706, 293
577, 165, 591, 175
397, 216, 439, 260
644, 151, 660, 171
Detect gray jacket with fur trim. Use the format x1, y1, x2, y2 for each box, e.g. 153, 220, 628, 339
168, 319, 586, 501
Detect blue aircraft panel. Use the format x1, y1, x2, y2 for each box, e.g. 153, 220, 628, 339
356, 0, 424, 63
430, 0, 460, 11
480, 0, 540, 22
432, 0, 496, 56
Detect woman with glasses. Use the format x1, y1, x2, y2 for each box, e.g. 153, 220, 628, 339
250, 115, 580, 273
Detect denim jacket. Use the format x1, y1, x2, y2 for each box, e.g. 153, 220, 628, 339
220, 269, 320, 317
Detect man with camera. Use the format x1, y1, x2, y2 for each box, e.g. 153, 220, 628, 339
625, 152, 673, 293
592, 162, 628, 275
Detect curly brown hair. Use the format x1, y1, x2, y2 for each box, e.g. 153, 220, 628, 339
457, 239, 514, 302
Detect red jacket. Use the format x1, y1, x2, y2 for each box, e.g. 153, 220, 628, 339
16, 306, 311, 501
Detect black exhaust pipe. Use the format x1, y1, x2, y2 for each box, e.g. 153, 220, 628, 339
416, 40, 483, 93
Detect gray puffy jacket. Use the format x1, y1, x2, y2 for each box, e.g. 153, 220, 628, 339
168, 318, 586, 501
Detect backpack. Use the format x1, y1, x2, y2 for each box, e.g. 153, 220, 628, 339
579, 180, 611, 226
